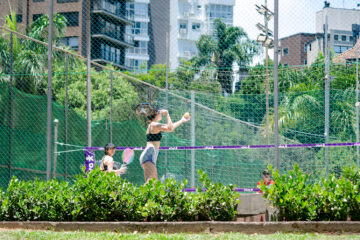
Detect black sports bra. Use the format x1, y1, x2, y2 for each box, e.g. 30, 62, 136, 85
146, 132, 162, 142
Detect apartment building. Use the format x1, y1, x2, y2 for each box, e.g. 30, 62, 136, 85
0, 0, 134, 70
307, 2, 360, 65
150, 0, 235, 70
125, 0, 150, 71
279, 33, 316, 66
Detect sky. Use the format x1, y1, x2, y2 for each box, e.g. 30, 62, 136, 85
233, 0, 359, 64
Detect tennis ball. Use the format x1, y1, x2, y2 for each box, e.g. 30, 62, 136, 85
184, 112, 190, 118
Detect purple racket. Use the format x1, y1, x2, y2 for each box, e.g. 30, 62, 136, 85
122, 148, 135, 165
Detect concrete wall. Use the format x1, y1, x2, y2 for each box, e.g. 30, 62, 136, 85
148, 0, 170, 67
316, 7, 360, 33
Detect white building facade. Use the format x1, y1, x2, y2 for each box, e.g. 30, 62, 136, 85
307, 6, 360, 65
125, 0, 150, 71
168, 0, 235, 70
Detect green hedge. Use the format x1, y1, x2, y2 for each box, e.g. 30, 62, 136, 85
262, 164, 360, 221
0, 168, 239, 221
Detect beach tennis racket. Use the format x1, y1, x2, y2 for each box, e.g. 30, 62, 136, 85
122, 148, 135, 166
135, 103, 156, 117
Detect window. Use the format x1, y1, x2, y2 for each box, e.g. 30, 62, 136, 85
60, 12, 79, 26
309, 44, 312, 51
137, 4, 148, 17
57, 0, 78, 3
60, 36, 79, 51
33, 14, 43, 22
334, 45, 350, 54
304, 44, 307, 52
127, 22, 148, 36
304, 60, 307, 65
180, 23, 187, 29
209, 5, 233, 27
334, 35, 339, 41
350, 36, 354, 42
127, 41, 148, 55
125, 58, 147, 71
283, 48, 288, 56
16, 14, 22, 23
101, 43, 105, 59
341, 35, 347, 41
100, 43, 123, 65
33, 0, 44, 2
8, 14, 23, 23
197, 5, 202, 9
94, 0, 122, 16
192, 23, 200, 30
127, 3, 148, 18
111, 47, 116, 62
116, 48, 121, 64
334, 45, 341, 53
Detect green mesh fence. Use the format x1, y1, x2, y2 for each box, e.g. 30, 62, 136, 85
1, 77, 359, 190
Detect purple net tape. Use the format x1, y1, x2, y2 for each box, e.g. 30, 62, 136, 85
181, 188, 260, 192
84, 142, 360, 151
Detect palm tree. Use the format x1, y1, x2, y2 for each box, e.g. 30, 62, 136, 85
0, 10, 67, 93
191, 19, 260, 94
270, 84, 323, 137
267, 54, 357, 144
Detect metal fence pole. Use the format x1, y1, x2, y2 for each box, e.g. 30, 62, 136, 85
324, 15, 330, 178
9, 32, 14, 180
53, 119, 59, 179
164, 31, 169, 180
273, 0, 279, 169
265, 0, 270, 159
110, 71, 113, 143
356, 49, 359, 168
64, 53, 69, 179
86, 0, 92, 147
190, 90, 196, 187
210, 112, 214, 180
46, 0, 55, 180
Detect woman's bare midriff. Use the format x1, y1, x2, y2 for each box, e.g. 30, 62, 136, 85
146, 141, 160, 150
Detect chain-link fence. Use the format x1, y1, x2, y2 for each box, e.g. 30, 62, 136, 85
0, 0, 359, 189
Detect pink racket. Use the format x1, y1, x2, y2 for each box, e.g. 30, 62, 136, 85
122, 148, 134, 166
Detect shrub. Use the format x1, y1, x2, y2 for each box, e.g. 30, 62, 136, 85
0, 168, 239, 221
262, 164, 360, 221
3, 177, 71, 221
194, 170, 239, 221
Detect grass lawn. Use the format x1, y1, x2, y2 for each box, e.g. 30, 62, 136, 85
0, 230, 359, 240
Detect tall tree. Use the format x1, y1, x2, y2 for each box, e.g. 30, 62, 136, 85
0, 11, 67, 93
191, 19, 260, 94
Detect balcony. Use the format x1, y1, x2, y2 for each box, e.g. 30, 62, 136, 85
92, 1, 134, 25
92, 30, 134, 48
178, 50, 196, 59
126, 29, 149, 41
178, 29, 188, 39
93, 58, 131, 71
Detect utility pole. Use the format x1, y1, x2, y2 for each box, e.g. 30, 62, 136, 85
265, 0, 270, 148
255, 2, 274, 163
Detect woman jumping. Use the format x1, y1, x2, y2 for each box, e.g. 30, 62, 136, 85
139, 108, 190, 184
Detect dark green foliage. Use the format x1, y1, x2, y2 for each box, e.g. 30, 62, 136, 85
195, 170, 239, 221
0, 168, 239, 221
262, 164, 360, 221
